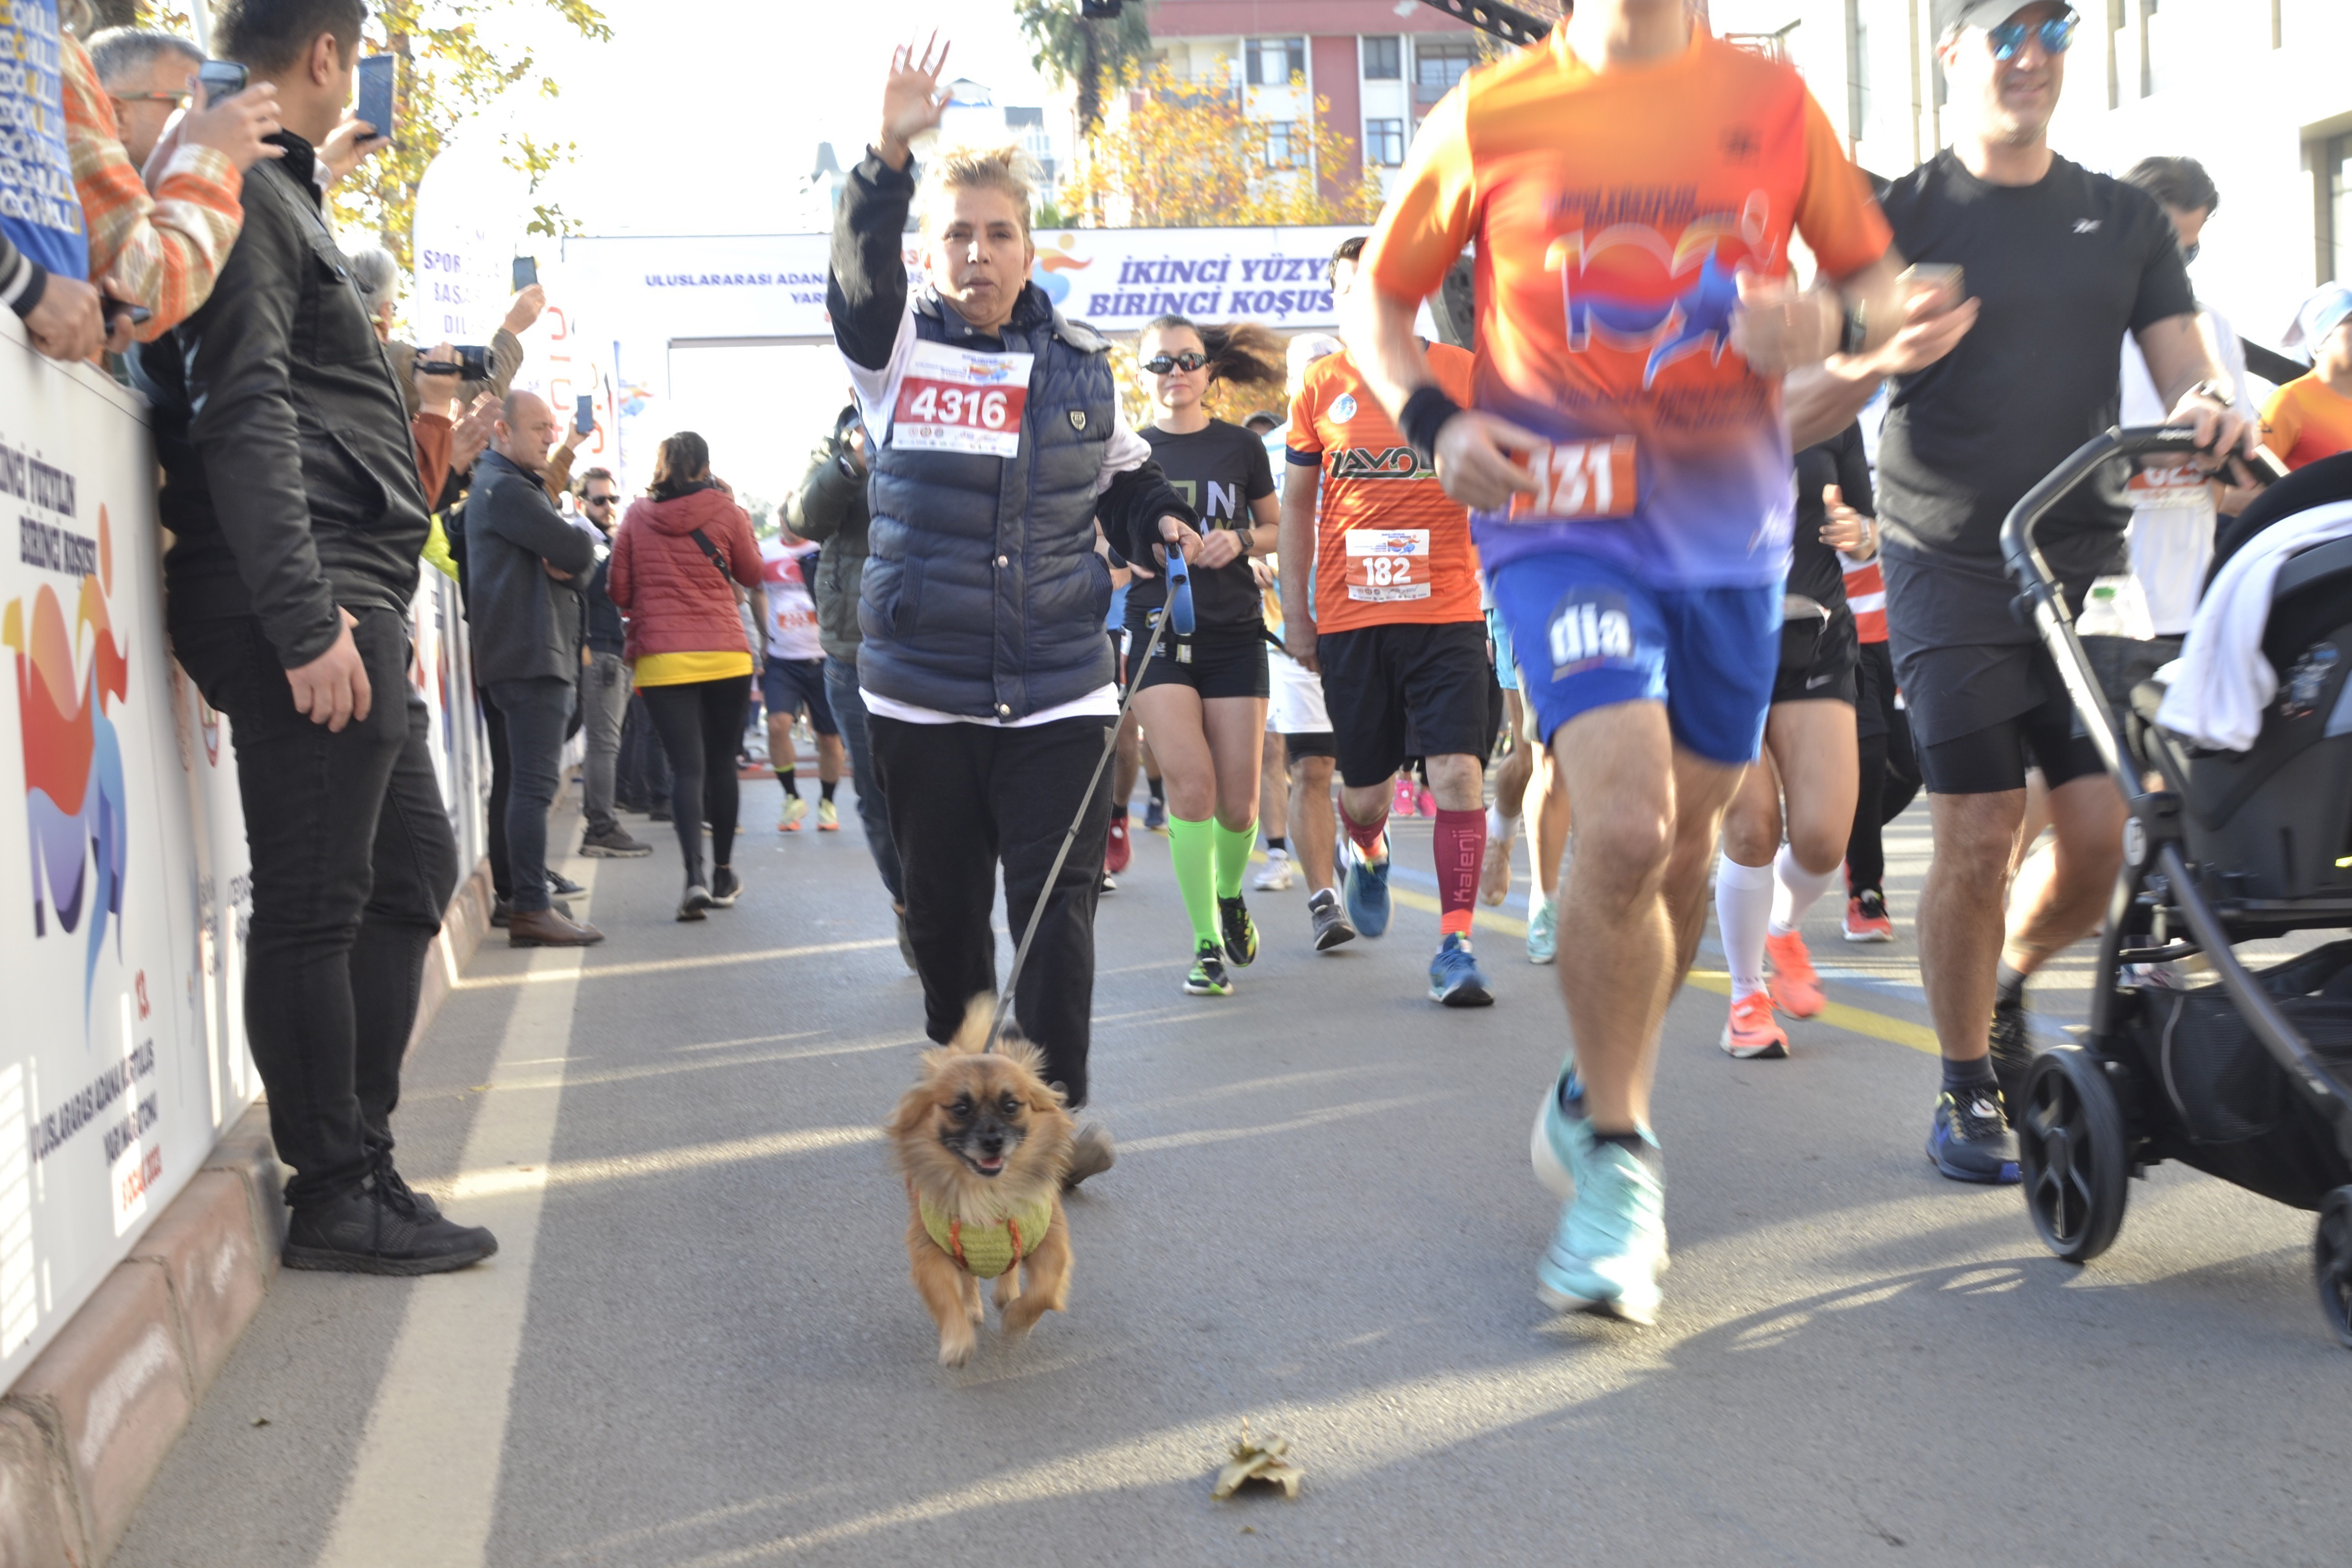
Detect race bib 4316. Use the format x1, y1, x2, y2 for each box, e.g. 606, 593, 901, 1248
892, 340, 1033, 456
1507, 437, 1639, 524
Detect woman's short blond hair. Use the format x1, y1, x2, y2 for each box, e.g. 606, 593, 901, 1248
920, 143, 1038, 237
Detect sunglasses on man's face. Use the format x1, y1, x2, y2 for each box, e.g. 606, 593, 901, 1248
1988, 16, 2076, 60
584, 495, 616, 507
1142, 351, 1209, 375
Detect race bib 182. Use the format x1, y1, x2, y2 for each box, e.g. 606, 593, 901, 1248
1343, 528, 1431, 602
1507, 437, 1639, 524
892, 340, 1034, 456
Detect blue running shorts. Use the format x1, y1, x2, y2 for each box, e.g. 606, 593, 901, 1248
1484, 604, 1520, 691
1487, 553, 1778, 766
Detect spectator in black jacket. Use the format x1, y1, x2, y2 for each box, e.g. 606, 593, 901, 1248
135, 0, 495, 1276
463, 391, 604, 948
788, 406, 908, 961
575, 465, 651, 860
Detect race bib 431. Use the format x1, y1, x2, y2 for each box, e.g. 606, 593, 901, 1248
1507, 437, 1639, 524
892, 340, 1034, 456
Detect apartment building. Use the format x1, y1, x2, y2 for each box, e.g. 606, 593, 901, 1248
1139, 0, 1494, 197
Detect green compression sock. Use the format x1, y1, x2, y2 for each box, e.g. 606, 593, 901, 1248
1213, 817, 1259, 900
1167, 815, 1220, 947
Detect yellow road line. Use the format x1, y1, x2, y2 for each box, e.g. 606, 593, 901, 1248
1388, 886, 1937, 1056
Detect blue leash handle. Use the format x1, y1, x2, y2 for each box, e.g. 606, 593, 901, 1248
1165, 546, 1194, 636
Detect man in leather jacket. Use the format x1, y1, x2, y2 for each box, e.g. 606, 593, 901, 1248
133, 0, 497, 1276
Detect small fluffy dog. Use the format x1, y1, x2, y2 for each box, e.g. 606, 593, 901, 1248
888, 1002, 1075, 1366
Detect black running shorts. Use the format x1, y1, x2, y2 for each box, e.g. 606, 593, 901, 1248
1313, 620, 1491, 789
1769, 606, 1859, 707
1916, 669, 2106, 795
1126, 611, 1269, 700
1281, 730, 1337, 761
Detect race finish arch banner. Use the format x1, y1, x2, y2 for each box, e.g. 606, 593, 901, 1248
0, 318, 490, 1387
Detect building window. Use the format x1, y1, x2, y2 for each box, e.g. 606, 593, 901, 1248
1264, 121, 1298, 169
1246, 37, 1307, 88
1365, 117, 1406, 167
1362, 36, 1402, 80
1413, 39, 1477, 105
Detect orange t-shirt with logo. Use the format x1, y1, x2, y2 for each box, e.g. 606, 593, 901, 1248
2261, 374, 2352, 470
1286, 342, 1481, 633
1360, 24, 1891, 590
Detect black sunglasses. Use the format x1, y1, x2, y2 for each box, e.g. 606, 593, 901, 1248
582, 494, 616, 506
1142, 351, 1209, 374
1988, 16, 2075, 60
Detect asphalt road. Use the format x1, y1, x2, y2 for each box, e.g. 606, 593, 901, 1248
111, 776, 2352, 1567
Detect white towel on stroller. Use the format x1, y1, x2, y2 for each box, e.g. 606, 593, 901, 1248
2155, 499, 2352, 751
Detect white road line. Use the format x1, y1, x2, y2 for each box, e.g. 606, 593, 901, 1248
314, 860, 594, 1568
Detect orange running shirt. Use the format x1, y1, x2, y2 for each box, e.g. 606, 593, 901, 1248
1287, 342, 1481, 633
1361, 24, 1891, 589
2261, 374, 2352, 470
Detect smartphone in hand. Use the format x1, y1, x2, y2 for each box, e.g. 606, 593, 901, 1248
355, 54, 396, 142
512, 256, 540, 291
575, 394, 595, 437
197, 59, 247, 106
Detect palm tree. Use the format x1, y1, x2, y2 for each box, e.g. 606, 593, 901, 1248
1014, 0, 1154, 137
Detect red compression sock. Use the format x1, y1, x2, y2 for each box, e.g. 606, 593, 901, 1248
1343, 807, 1389, 856
1435, 808, 1484, 938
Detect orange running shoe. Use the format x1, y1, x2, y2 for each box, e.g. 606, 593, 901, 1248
1720, 991, 1788, 1059
1765, 928, 1825, 1018
1842, 891, 1893, 942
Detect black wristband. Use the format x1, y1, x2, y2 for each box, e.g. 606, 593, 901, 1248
1398, 384, 1465, 464
8, 261, 49, 321
1839, 297, 1868, 356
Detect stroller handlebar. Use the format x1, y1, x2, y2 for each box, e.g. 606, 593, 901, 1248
1996, 425, 2212, 801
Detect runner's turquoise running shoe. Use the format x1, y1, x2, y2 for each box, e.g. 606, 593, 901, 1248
1427, 932, 1494, 1006
1526, 898, 1558, 965
1535, 1109, 1666, 1326
1342, 833, 1391, 938
1530, 1065, 1581, 1198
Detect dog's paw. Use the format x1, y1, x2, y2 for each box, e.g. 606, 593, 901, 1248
937, 1332, 976, 1368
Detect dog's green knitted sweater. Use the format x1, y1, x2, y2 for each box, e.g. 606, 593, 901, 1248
919, 1191, 1054, 1279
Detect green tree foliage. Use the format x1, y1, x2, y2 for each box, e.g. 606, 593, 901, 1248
1014, 0, 1152, 135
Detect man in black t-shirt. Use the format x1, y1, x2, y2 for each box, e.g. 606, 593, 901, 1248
1784, 0, 2253, 1186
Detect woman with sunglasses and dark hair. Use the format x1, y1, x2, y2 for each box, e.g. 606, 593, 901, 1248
1131, 314, 1287, 995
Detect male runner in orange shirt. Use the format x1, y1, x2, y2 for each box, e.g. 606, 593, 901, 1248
1281, 237, 1493, 1006
1347, 0, 1928, 1321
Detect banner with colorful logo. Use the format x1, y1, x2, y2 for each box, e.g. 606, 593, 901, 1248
0, 324, 490, 1386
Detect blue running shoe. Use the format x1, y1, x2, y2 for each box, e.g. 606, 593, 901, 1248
1343, 834, 1391, 938
1536, 1117, 1666, 1326
1926, 1088, 2021, 1184
1428, 932, 1494, 1007
1530, 1065, 1582, 1199
1526, 898, 1558, 965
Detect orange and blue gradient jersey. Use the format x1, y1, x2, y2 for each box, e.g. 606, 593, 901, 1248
1361, 24, 1891, 590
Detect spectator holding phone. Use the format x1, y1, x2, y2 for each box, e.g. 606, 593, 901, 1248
133, 0, 498, 1276
68, 10, 278, 340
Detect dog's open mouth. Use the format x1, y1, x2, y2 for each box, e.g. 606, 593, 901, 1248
967, 1152, 1007, 1177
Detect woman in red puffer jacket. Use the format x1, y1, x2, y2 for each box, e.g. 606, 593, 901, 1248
608, 431, 766, 919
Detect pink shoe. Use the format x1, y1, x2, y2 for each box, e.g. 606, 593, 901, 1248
1765, 929, 1825, 1019
1393, 776, 1417, 818
1415, 784, 1437, 817
1721, 991, 1789, 1059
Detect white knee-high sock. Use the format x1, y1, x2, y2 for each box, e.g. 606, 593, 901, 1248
1769, 843, 1841, 938
1716, 853, 1775, 1003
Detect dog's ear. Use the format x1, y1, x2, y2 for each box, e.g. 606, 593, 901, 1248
884, 1078, 935, 1141
1026, 1076, 1070, 1117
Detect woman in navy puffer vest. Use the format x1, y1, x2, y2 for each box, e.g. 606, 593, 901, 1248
830, 42, 1201, 1171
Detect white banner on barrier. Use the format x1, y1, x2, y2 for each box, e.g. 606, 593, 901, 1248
0, 319, 489, 1386
0, 324, 255, 1385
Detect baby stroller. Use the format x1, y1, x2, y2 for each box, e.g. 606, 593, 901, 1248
2000, 427, 2352, 1346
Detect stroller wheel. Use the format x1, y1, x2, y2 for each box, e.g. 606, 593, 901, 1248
2017, 1046, 2129, 1263
2318, 1188, 2352, 1350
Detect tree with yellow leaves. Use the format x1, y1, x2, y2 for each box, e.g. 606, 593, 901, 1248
1063, 63, 1386, 231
